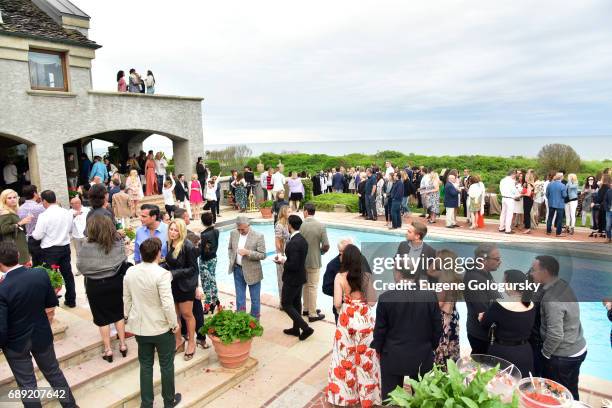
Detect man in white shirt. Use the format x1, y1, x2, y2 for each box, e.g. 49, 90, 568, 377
32, 190, 76, 307
272, 167, 286, 200
385, 161, 395, 177
2, 159, 19, 191
498, 170, 519, 234
70, 196, 90, 276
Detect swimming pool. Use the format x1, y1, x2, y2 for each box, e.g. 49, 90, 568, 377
214, 224, 612, 381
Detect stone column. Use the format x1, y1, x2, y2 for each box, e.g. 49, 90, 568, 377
36, 141, 70, 206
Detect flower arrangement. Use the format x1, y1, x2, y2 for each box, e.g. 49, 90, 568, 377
199, 309, 263, 345
39, 263, 64, 290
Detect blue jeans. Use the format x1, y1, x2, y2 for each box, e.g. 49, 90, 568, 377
233, 265, 261, 318
606, 210, 612, 239
546, 207, 564, 235
157, 175, 164, 194
391, 200, 402, 228
401, 196, 410, 214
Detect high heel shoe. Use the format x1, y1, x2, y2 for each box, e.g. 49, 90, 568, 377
102, 349, 113, 363
184, 344, 196, 361
120, 344, 128, 358
175, 341, 185, 354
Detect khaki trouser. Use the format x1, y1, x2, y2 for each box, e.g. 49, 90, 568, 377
302, 267, 320, 317
446, 207, 456, 227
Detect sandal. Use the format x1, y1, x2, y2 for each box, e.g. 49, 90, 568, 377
197, 339, 210, 349
184, 344, 196, 361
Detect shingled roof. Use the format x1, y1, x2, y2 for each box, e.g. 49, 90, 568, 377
0, 0, 100, 49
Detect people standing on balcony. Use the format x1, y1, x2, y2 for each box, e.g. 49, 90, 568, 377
128, 68, 141, 93
125, 169, 144, 218
154, 152, 167, 195
144, 152, 157, 196
117, 70, 127, 92
189, 174, 204, 220
145, 70, 155, 94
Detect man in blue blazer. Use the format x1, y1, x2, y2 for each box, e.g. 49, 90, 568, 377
545, 173, 568, 236
0, 242, 76, 407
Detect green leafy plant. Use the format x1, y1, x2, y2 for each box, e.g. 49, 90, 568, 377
386, 360, 517, 407
199, 309, 263, 345
124, 227, 136, 241
68, 190, 80, 199
311, 193, 359, 213
38, 263, 64, 290
259, 200, 274, 208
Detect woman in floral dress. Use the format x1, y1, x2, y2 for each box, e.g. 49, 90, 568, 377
427, 171, 441, 223
231, 174, 248, 212
125, 169, 144, 218
327, 245, 380, 408
427, 249, 462, 368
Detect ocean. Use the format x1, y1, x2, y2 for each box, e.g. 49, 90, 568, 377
205, 136, 611, 160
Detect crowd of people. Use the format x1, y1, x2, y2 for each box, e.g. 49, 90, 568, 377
0, 154, 610, 407
117, 69, 155, 94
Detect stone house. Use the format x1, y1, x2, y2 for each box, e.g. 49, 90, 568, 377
0, 0, 204, 205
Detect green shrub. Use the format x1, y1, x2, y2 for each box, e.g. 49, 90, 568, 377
259, 200, 274, 208
302, 178, 313, 202
206, 160, 221, 176
310, 193, 359, 213
200, 309, 263, 345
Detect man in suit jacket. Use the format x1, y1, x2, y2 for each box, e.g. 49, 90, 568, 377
275, 215, 314, 341
300, 203, 329, 322
371, 258, 442, 401
174, 173, 192, 219
0, 242, 76, 407
123, 237, 181, 408
228, 216, 266, 318
394, 221, 436, 282
444, 174, 460, 228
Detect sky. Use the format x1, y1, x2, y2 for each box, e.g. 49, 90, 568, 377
81, 0, 612, 148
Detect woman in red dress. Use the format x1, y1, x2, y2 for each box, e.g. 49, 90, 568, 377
144, 152, 157, 196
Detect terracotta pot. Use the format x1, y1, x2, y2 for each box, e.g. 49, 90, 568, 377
54, 286, 62, 295
209, 335, 252, 369
259, 207, 272, 219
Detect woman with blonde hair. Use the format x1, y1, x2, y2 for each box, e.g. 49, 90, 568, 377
77, 215, 129, 362
166, 218, 199, 360
189, 174, 203, 220
565, 173, 579, 235
125, 169, 143, 218
274, 205, 291, 301
0, 189, 31, 264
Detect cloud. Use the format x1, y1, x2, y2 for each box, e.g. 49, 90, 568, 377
81, 0, 612, 144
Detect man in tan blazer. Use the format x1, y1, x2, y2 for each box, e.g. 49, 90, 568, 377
123, 237, 181, 407
228, 216, 266, 318
300, 203, 329, 322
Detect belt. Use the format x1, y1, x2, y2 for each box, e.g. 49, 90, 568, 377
495, 338, 528, 346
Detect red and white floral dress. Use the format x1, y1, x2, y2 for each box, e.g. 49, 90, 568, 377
326, 295, 381, 407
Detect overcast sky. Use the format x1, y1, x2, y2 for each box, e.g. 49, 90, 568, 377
81, 0, 612, 146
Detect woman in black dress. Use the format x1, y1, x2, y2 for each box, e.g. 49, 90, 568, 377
77, 215, 129, 362
166, 219, 199, 360
479, 269, 536, 377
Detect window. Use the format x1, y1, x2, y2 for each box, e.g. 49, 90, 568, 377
28, 49, 68, 91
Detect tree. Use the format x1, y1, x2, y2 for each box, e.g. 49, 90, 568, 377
537, 144, 581, 174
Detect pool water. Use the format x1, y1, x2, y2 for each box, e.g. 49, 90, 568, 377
214, 224, 612, 381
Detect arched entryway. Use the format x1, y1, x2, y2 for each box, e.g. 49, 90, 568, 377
0, 133, 38, 195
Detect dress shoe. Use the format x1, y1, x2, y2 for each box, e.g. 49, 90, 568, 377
299, 327, 314, 341
302, 309, 321, 317
308, 313, 325, 322
170, 393, 182, 407
283, 328, 300, 337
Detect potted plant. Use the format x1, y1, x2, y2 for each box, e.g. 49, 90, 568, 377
259, 200, 274, 219
384, 360, 517, 407
40, 264, 64, 295
199, 309, 263, 369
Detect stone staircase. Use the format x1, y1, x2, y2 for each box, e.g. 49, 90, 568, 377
0, 308, 257, 407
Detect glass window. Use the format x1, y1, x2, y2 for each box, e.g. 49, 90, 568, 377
28, 50, 67, 91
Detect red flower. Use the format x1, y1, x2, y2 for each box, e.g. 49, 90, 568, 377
333, 366, 346, 380
346, 379, 356, 389
249, 321, 256, 329
359, 328, 372, 335
360, 307, 368, 316
348, 328, 356, 336
362, 361, 373, 372
51, 264, 60, 270
346, 399, 358, 405
365, 349, 374, 358
355, 354, 361, 365
339, 313, 349, 327
335, 329, 342, 340
356, 344, 367, 354
365, 383, 377, 392
328, 382, 340, 394
362, 399, 373, 408
208, 328, 215, 334
347, 346, 356, 355
346, 307, 355, 318
340, 360, 352, 370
